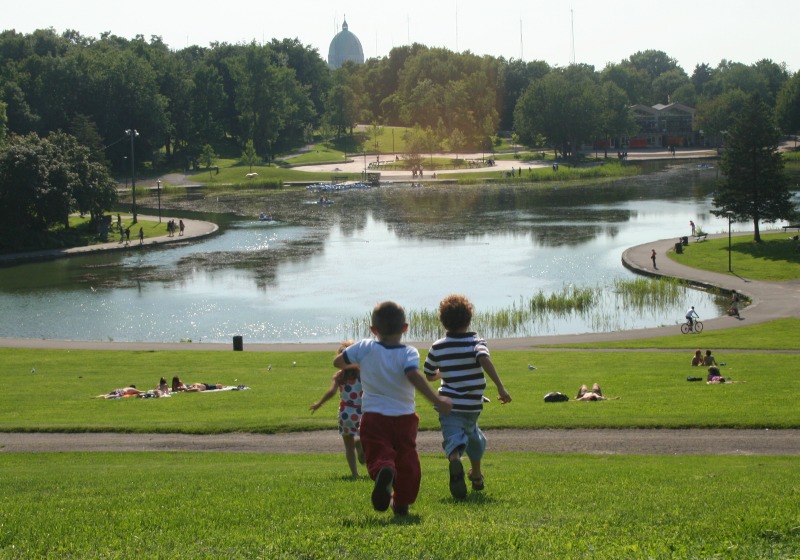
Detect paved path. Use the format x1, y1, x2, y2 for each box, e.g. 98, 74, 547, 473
291, 148, 719, 182
2, 428, 798, 456
0, 215, 219, 266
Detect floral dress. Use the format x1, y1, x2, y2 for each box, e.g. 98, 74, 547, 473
337, 372, 363, 437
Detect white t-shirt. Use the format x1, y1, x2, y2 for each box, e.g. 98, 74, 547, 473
342, 339, 419, 416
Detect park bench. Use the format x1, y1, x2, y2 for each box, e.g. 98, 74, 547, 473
782, 225, 800, 232
692, 234, 708, 242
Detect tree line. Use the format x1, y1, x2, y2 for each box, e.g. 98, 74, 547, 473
1, 28, 799, 242
2, 29, 800, 166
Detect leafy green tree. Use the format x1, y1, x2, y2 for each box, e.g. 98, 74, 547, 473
695, 89, 749, 146
199, 143, 217, 170
597, 82, 636, 157
0, 101, 6, 147
449, 128, 466, 161
241, 139, 258, 172
775, 71, 800, 136
0, 132, 116, 235
712, 95, 794, 242
515, 65, 601, 160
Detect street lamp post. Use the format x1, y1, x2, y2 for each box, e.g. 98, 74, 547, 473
125, 129, 139, 223
726, 211, 734, 272
156, 180, 162, 223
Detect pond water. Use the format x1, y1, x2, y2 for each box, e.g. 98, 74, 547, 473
0, 162, 787, 343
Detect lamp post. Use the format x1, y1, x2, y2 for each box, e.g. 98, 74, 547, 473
125, 129, 139, 224
156, 180, 162, 223
726, 211, 734, 272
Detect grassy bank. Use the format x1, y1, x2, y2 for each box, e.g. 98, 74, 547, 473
2, 452, 797, 559
668, 231, 800, 282
2, 320, 799, 433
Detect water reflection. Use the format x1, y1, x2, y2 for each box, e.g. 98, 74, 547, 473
0, 161, 782, 343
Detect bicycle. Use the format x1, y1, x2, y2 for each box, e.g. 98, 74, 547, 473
680, 319, 704, 334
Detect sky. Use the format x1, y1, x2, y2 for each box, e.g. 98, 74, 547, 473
8, 0, 800, 74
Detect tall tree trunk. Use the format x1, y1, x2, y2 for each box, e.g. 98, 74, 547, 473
753, 218, 762, 242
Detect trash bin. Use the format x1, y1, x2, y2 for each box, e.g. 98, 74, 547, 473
674, 242, 683, 254
681, 236, 689, 246
233, 335, 243, 351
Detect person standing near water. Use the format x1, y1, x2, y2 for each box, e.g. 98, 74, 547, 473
651, 249, 657, 269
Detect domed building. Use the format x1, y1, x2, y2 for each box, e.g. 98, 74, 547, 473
327, 18, 364, 69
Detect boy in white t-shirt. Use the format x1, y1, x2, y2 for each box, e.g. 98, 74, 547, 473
334, 301, 452, 517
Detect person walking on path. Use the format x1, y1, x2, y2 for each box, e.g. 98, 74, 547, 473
138, 227, 144, 245
651, 249, 657, 270
730, 290, 741, 318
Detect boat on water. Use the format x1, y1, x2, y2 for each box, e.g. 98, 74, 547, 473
259, 212, 275, 221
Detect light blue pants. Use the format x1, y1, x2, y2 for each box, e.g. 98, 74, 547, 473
439, 411, 486, 461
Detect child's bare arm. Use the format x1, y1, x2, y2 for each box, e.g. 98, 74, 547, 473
333, 353, 347, 370
406, 369, 453, 414
309, 375, 339, 412
478, 355, 511, 403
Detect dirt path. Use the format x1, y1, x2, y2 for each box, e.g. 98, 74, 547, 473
2, 429, 798, 456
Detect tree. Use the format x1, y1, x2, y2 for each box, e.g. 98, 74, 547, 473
0, 101, 6, 147
0, 132, 116, 235
449, 128, 466, 161
241, 138, 258, 172
514, 65, 601, 160
199, 143, 217, 179
712, 95, 794, 242
775, 71, 800, 136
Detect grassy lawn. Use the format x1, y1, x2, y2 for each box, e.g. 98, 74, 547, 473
2, 320, 799, 433
2, 452, 797, 559
668, 231, 800, 281
2, 319, 799, 558
551, 317, 800, 350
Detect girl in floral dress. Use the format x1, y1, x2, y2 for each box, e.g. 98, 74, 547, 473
309, 341, 364, 477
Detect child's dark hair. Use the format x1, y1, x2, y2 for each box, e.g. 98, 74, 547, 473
438, 294, 473, 332
371, 301, 406, 337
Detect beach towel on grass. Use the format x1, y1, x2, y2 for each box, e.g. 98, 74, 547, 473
201, 385, 250, 393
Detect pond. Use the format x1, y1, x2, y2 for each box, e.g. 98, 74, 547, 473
0, 161, 781, 344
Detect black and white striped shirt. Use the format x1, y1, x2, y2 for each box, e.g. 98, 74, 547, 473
423, 332, 489, 413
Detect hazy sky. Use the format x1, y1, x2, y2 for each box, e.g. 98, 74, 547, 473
9, 0, 799, 74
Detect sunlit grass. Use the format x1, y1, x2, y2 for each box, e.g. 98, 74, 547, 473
2, 452, 798, 559
669, 231, 800, 281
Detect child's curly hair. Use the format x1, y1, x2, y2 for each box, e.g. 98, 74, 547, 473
438, 294, 473, 332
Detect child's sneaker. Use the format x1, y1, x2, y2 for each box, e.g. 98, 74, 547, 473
468, 469, 485, 491
449, 459, 467, 500
391, 500, 409, 517
371, 468, 394, 511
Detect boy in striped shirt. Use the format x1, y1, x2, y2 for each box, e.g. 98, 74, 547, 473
423, 294, 512, 499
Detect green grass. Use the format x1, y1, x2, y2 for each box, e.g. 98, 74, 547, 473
669, 231, 800, 281
445, 160, 640, 183
173, 163, 350, 187
551, 318, 800, 350
2, 330, 799, 432
3, 319, 799, 557
1, 452, 798, 559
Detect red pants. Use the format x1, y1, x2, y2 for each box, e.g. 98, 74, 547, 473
360, 411, 420, 507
